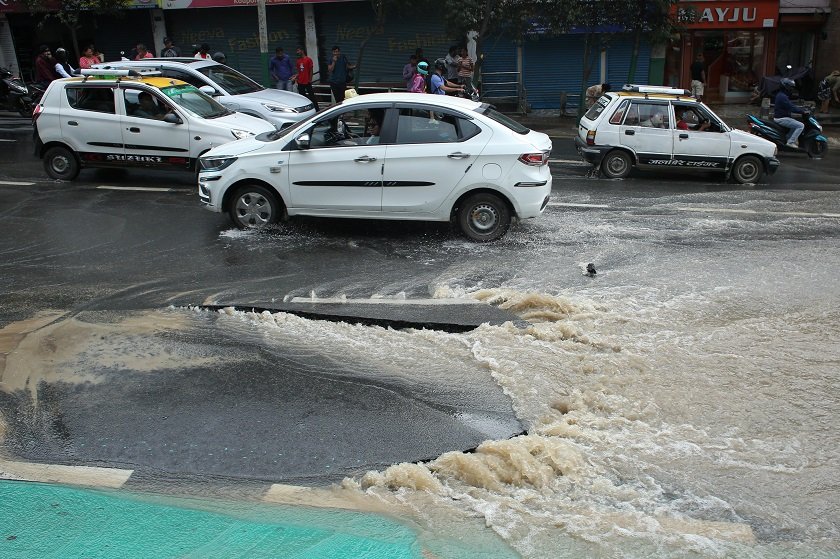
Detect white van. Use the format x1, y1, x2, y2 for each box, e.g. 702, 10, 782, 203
33, 71, 274, 180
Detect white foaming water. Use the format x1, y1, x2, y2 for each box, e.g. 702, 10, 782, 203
210, 262, 840, 557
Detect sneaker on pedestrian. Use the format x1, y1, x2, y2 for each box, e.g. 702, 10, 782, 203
786, 141, 798, 148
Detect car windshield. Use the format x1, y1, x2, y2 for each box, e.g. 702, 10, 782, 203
159, 84, 232, 119
477, 105, 529, 135
197, 64, 263, 95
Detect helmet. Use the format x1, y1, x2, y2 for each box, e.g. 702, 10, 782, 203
780, 78, 795, 92
416, 61, 429, 76
212, 52, 226, 63
434, 58, 447, 72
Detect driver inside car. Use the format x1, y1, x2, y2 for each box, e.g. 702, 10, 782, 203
677, 109, 710, 132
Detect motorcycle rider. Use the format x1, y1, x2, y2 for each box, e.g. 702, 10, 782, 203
773, 78, 806, 148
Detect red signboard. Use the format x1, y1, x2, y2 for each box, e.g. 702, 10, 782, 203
674, 0, 779, 29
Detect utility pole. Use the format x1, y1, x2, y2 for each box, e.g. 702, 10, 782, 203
257, 0, 269, 86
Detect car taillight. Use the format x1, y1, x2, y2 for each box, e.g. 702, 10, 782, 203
518, 152, 549, 166
32, 104, 43, 124
586, 129, 597, 145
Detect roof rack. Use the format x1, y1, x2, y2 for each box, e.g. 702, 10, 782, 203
80, 68, 161, 82
622, 84, 693, 97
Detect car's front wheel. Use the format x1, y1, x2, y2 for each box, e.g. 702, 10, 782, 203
600, 150, 632, 179
229, 184, 281, 229
731, 155, 763, 184
43, 146, 80, 181
457, 192, 511, 242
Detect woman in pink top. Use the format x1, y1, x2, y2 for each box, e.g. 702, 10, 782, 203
134, 43, 153, 60
78, 45, 104, 69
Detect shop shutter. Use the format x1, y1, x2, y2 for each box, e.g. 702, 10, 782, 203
605, 35, 651, 87
316, 2, 454, 87
522, 34, 651, 110
92, 11, 156, 64
164, 5, 304, 87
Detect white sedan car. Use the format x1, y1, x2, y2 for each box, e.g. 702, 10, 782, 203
198, 93, 552, 241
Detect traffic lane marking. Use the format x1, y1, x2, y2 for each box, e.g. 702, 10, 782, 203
0, 459, 133, 488
0, 180, 35, 186
0, 138, 16, 142
547, 202, 840, 219
96, 186, 175, 192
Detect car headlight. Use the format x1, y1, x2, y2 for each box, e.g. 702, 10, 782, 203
199, 156, 238, 172
261, 102, 297, 113
230, 129, 253, 140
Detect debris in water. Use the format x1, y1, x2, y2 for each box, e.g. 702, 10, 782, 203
585, 263, 597, 277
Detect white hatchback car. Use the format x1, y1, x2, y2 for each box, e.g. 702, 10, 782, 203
34, 71, 274, 180
198, 93, 553, 241
94, 59, 316, 129
575, 85, 779, 184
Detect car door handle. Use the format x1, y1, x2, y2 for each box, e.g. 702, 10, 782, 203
625, 130, 635, 136
447, 152, 470, 159
128, 127, 140, 133
679, 133, 689, 139
354, 155, 377, 162
67, 121, 78, 126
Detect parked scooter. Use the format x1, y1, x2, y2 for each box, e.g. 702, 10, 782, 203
746, 110, 828, 158
0, 66, 34, 117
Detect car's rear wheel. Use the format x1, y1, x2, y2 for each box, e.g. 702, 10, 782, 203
43, 146, 80, 181
600, 150, 632, 179
732, 155, 763, 184
457, 192, 511, 242
229, 184, 281, 229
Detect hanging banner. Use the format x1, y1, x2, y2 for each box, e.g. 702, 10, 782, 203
0, 0, 159, 12
163, 0, 360, 7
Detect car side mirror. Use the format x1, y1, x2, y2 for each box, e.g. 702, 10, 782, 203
199, 85, 218, 96
295, 133, 311, 149
163, 113, 183, 124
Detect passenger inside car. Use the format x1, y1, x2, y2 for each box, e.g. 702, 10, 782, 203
133, 92, 170, 120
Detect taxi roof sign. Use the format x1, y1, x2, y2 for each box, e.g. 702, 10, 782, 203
622, 84, 692, 96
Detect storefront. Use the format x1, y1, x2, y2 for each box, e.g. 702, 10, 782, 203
667, 0, 779, 102
776, 0, 830, 99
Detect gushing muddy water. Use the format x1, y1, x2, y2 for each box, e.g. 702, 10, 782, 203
2, 189, 840, 557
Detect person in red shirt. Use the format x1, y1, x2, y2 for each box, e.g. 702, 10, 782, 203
293, 46, 318, 110
34, 45, 59, 87
134, 43, 153, 60
676, 108, 710, 131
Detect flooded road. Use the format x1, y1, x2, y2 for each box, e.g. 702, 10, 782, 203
1, 172, 839, 556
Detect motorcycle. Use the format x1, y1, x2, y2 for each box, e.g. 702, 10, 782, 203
746, 110, 828, 159
0, 66, 34, 117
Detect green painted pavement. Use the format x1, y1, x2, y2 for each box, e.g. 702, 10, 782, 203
0, 480, 515, 558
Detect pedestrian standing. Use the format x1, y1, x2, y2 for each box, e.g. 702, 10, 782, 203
194, 43, 212, 60
294, 46, 318, 110
78, 44, 103, 69
134, 43, 153, 60
445, 45, 459, 81
402, 54, 417, 91
53, 48, 76, 78
456, 46, 474, 87
269, 47, 295, 91
817, 70, 840, 114
161, 37, 181, 58
409, 61, 428, 93
585, 83, 611, 108
690, 53, 706, 102
327, 45, 355, 104
34, 45, 59, 87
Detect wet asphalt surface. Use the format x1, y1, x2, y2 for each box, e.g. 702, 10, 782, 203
2, 112, 839, 487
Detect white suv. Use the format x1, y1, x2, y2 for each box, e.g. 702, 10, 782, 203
33, 71, 274, 180
198, 93, 553, 242
94, 59, 315, 129
575, 85, 779, 184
